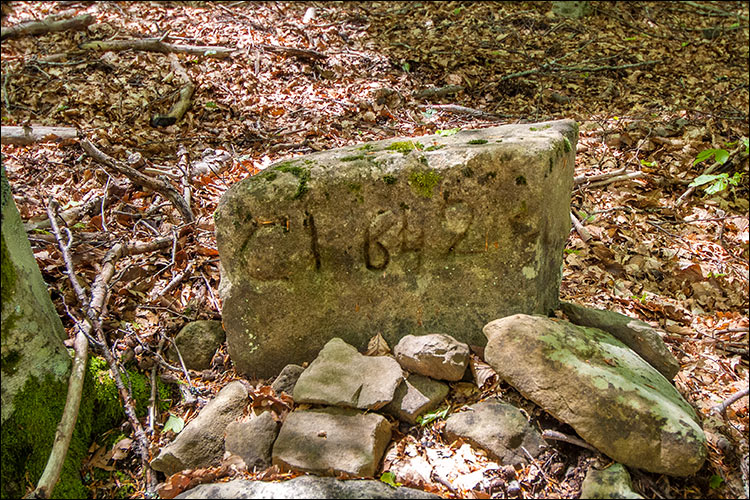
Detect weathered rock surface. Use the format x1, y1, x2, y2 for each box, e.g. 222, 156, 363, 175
224, 411, 279, 470
580, 463, 644, 499
151, 381, 248, 475
168, 320, 226, 371
292, 338, 403, 410
394, 333, 469, 381
384, 374, 449, 424
175, 476, 440, 499
272, 407, 392, 477
561, 301, 680, 380
271, 363, 305, 395
216, 120, 578, 377
444, 399, 545, 465
483, 314, 706, 476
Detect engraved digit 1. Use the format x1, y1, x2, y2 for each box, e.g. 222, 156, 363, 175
305, 211, 321, 271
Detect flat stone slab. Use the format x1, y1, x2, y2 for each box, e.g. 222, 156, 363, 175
150, 381, 248, 476
580, 463, 644, 499
175, 476, 440, 499
444, 399, 545, 465
394, 333, 469, 381
384, 373, 449, 424
272, 407, 392, 477
560, 301, 680, 380
216, 120, 577, 377
483, 314, 706, 476
224, 411, 279, 470
292, 338, 404, 410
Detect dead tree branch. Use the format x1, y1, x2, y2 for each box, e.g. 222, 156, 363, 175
1, 125, 78, 145
542, 429, 600, 453
1, 13, 93, 40
150, 54, 195, 127
418, 103, 513, 120
80, 137, 195, 223
79, 38, 235, 59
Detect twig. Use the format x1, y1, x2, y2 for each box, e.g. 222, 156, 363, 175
256, 43, 327, 61
585, 171, 645, 188
570, 211, 592, 243
682, 1, 749, 21
675, 143, 748, 207
712, 388, 749, 416
1, 125, 78, 145
1, 13, 93, 40
30, 201, 91, 499
80, 137, 195, 223
542, 429, 600, 453
151, 54, 195, 127
574, 167, 627, 185
148, 338, 166, 435
79, 38, 235, 58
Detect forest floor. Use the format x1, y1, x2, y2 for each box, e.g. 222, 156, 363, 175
1, 1, 748, 498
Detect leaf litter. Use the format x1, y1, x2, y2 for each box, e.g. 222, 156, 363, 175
1, 1, 747, 498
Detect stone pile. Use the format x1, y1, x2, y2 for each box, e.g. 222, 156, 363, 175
152, 305, 707, 499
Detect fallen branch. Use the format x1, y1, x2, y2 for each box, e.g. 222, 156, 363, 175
712, 388, 749, 415
570, 211, 592, 243
151, 54, 194, 128
682, 1, 749, 21
79, 38, 235, 58
1, 125, 78, 145
80, 137, 195, 223
1, 13, 93, 40
574, 167, 627, 185
30, 202, 91, 499
584, 171, 645, 188
418, 103, 512, 120
500, 60, 660, 82
542, 429, 599, 453
675, 142, 748, 207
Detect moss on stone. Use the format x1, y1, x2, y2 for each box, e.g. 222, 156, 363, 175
382, 175, 398, 185
467, 139, 488, 145
357, 144, 375, 151
408, 170, 441, 198
386, 141, 424, 154
1, 368, 94, 499
274, 163, 311, 200
563, 137, 572, 152
340, 154, 366, 162
424, 144, 445, 151
1, 229, 16, 305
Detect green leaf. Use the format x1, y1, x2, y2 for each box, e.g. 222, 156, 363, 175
714, 149, 729, 164
624, 36, 637, 41
709, 474, 724, 489
437, 127, 461, 137
704, 177, 728, 194
380, 472, 402, 489
32, 228, 51, 235
640, 160, 655, 167
689, 173, 723, 187
163, 414, 185, 434
402, 62, 411, 72
693, 148, 729, 166
205, 102, 218, 109
416, 406, 450, 426
729, 172, 744, 185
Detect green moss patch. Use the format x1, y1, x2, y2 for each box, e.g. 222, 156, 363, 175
424, 144, 445, 151
382, 175, 398, 185
408, 170, 441, 198
467, 139, 488, 145
340, 154, 366, 162
274, 163, 311, 200
386, 140, 424, 154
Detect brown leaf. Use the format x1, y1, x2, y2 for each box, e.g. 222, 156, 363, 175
365, 332, 391, 356
469, 355, 497, 389
110, 437, 132, 461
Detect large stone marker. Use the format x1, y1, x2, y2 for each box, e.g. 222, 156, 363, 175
216, 120, 577, 377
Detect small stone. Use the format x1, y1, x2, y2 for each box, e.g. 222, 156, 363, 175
225, 411, 279, 470
394, 333, 469, 381
580, 463, 644, 499
271, 364, 305, 396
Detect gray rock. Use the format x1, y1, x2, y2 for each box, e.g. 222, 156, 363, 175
175, 476, 440, 499
168, 320, 226, 371
560, 301, 680, 380
272, 407, 391, 477
293, 338, 403, 410
215, 120, 578, 377
384, 374, 449, 424
271, 364, 305, 395
580, 463, 644, 499
224, 411, 279, 470
483, 314, 706, 476
394, 333, 469, 381
151, 381, 248, 475
444, 399, 545, 465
